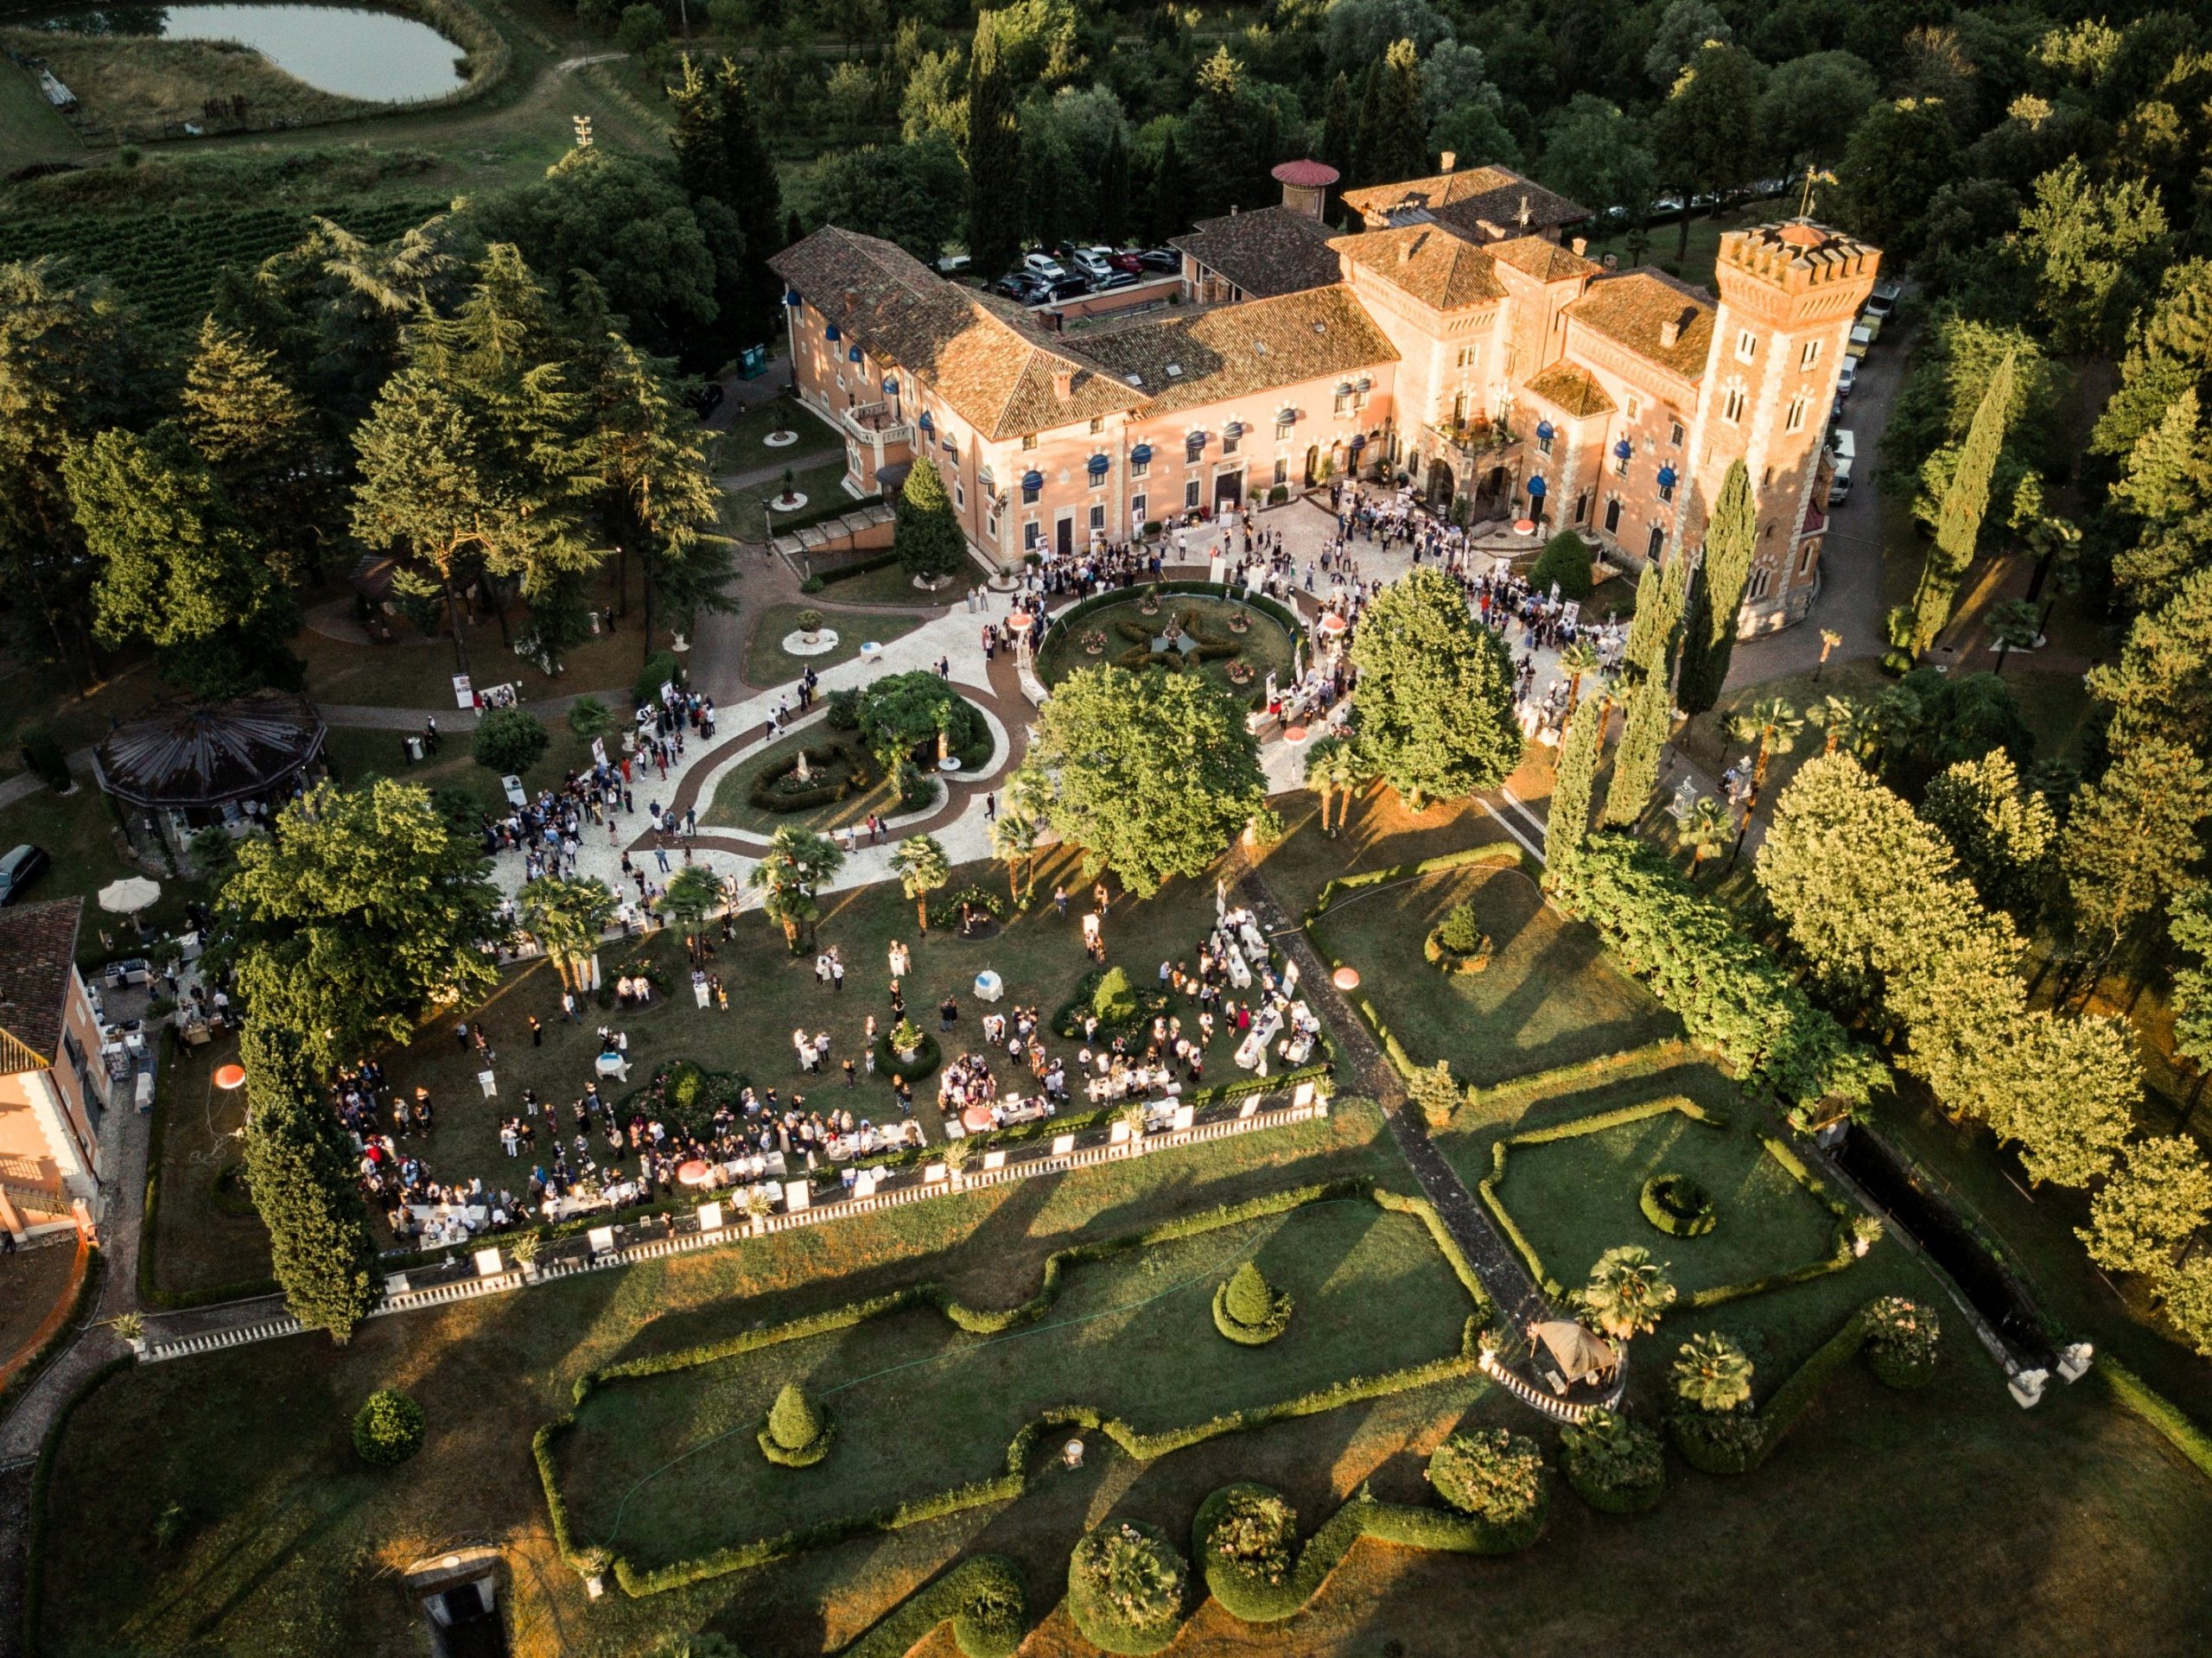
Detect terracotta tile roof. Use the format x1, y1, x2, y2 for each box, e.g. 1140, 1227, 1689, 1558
1567, 270, 1715, 381
1170, 206, 1343, 299
1329, 225, 1503, 312
0, 898, 81, 1072
1523, 362, 1616, 418
1340, 166, 1588, 237
769, 226, 1144, 441
1489, 234, 1600, 284
1076, 285, 1398, 415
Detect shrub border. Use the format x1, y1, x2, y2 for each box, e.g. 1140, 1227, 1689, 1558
2100, 1356, 2212, 1483
1066, 1516, 1188, 1655
1638, 1173, 1718, 1237
839, 1554, 1028, 1658
532, 1179, 1494, 1595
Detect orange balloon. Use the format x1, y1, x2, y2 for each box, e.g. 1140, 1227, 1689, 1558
213, 1064, 247, 1090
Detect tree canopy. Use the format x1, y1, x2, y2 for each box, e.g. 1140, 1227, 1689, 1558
1348, 568, 1520, 810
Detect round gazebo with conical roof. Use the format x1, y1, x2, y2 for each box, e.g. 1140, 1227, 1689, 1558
92, 689, 327, 851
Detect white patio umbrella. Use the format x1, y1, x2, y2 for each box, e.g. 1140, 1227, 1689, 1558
98, 875, 162, 915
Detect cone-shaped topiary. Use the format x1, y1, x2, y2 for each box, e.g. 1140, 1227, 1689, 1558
1213, 1261, 1294, 1344
758, 1381, 835, 1466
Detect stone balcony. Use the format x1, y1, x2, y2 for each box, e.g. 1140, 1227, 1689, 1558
842, 401, 912, 445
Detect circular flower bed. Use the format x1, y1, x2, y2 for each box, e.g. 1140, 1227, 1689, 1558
1425, 1428, 1549, 1548
1227, 610, 1251, 633
352, 1389, 426, 1467
873, 1028, 943, 1083
1559, 1407, 1665, 1514
1225, 659, 1256, 685
1211, 1261, 1294, 1344
1639, 1172, 1718, 1236
1422, 899, 1493, 975
758, 1382, 835, 1466
1863, 1295, 1942, 1388
1082, 629, 1109, 655
1067, 1518, 1188, 1655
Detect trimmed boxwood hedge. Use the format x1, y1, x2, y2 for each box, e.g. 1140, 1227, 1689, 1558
1211, 1262, 1294, 1344
840, 1554, 1027, 1658
1066, 1518, 1188, 1655
1559, 1408, 1665, 1514
533, 1180, 1493, 1595
352, 1388, 427, 1466
1423, 1428, 1550, 1548
1639, 1173, 1717, 1237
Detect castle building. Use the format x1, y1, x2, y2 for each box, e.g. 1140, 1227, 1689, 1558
770, 160, 1878, 636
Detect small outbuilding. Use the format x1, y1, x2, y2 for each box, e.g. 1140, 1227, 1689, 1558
92, 690, 327, 856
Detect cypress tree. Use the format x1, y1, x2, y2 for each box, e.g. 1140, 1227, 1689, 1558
1910, 353, 2017, 655
1352, 60, 1382, 185
896, 454, 968, 580
1605, 670, 1672, 827
1320, 70, 1354, 192
767, 1382, 825, 1450
1367, 41, 1430, 186
712, 57, 785, 353
1546, 696, 1602, 890
1149, 131, 1186, 246
1224, 1261, 1276, 1327
241, 1024, 378, 1342
1678, 460, 1757, 715
965, 12, 1023, 277
1099, 127, 1130, 245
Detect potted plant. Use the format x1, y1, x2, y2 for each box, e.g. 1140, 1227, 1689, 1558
795, 607, 825, 645
889, 1016, 925, 1064
777, 467, 799, 507
574, 1545, 613, 1598
942, 1135, 974, 1187
1850, 1212, 1883, 1258
1082, 629, 1109, 655
510, 1229, 543, 1281
746, 1186, 776, 1236
113, 1312, 147, 1356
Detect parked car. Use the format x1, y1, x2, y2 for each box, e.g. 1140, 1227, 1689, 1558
0, 843, 49, 906
1022, 251, 1068, 283
1108, 250, 1146, 274
682, 378, 725, 418
1046, 275, 1090, 301
1135, 247, 1180, 274
987, 274, 1036, 302
1847, 321, 1877, 359
1836, 356, 1858, 399
1096, 270, 1141, 290
1071, 246, 1116, 283
934, 253, 972, 276
1864, 279, 1902, 321
1827, 429, 1857, 505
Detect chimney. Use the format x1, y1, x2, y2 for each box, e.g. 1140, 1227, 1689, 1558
1517, 194, 1531, 227
1439, 151, 1456, 174
1571, 237, 1587, 257
1659, 317, 1681, 349
842, 288, 858, 310
1052, 367, 1074, 401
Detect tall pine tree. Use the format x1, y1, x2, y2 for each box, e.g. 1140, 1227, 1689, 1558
1099, 127, 1130, 245
895, 454, 967, 580
1546, 696, 1603, 892
1365, 40, 1429, 185
1320, 71, 1354, 200
1677, 459, 1756, 714
965, 11, 1023, 277
241, 1023, 379, 1343
669, 54, 785, 367
1909, 352, 2016, 655
181, 314, 327, 583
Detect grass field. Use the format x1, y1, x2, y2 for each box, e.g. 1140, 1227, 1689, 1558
1310, 861, 1679, 1086
701, 727, 904, 836
0, 781, 207, 962
0, 50, 80, 166
0, 28, 382, 135
725, 460, 858, 543
322, 720, 600, 820
709, 396, 842, 472
556, 1191, 1478, 1575
144, 1031, 276, 1300
743, 602, 926, 689
1033, 591, 1297, 700
809, 561, 964, 607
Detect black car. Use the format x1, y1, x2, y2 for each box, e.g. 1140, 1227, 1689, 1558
683, 379, 726, 419
1135, 247, 1180, 274
0, 843, 49, 906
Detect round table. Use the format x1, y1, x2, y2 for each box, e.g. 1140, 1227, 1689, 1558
973, 969, 1004, 1002
938, 756, 962, 772
593, 1051, 626, 1077
676, 1159, 711, 1187
962, 1105, 996, 1134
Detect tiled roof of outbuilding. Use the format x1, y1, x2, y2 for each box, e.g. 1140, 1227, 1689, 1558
1566, 270, 1716, 381
1170, 206, 1343, 299
1341, 166, 1588, 237
0, 898, 81, 1073
1330, 224, 1503, 312
769, 226, 1143, 441
1077, 286, 1397, 415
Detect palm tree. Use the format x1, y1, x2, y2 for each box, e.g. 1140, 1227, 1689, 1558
1813, 628, 1842, 683
1986, 597, 2043, 677
1808, 694, 1872, 758
890, 834, 951, 931
1577, 1245, 1677, 1343
518, 874, 617, 993
747, 826, 843, 950
1671, 1331, 1755, 1413
658, 864, 721, 962
758, 883, 821, 953
1557, 640, 1604, 715
1676, 796, 1732, 881
567, 696, 617, 742
1303, 734, 1364, 838
1723, 695, 1802, 867
990, 810, 1040, 900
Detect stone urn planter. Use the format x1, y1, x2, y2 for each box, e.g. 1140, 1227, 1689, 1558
795, 608, 825, 645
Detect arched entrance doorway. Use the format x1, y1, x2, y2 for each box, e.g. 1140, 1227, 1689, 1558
1426, 456, 1455, 508
1304, 444, 1319, 486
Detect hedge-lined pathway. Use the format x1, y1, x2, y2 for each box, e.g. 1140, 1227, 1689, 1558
1236, 870, 1548, 1330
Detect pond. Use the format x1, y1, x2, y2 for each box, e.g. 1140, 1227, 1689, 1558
28, 3, 468, 102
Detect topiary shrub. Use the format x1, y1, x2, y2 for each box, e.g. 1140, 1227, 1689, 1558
636, 649, 682, 708
826, 687, 861, 729
1639, 1173, 1718, 1237
759, 1382, 835, 1466
1559, 1407, 1664, 1514
1667, 1406, 1766, 1474
352, 1388, 426, 1466
873, 1028, 942, 1082
1066, 1518, 1188, 1655
1529, 530, 1595, 601
1212, 1261, 1294, 1344
1194, 1483, 1296, 1617
794, 608, 826, 634
474, 706, 550, 774
1424, 1428, 1550, 1547
1092, 965, 1139, 1026
1863, 1296, 1941, 1388
1423, 901, 1493, 973
1405, 1060, 1466, 1130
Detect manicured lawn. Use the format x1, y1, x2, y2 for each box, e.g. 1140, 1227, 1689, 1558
322, 721, 601, 819
556, 1191, 1478, 1576
701, 726, 905, 837
709, 395, 842, 471
143, 1032, 275, 1302
1033, 591, 1295, 701
0, 781, 207, 965
1309, 861, 1678, 1086
809, 561, 964, 607
726, 461, 857, 543
742, 602, 926, 689
348, 851, 1280, 1215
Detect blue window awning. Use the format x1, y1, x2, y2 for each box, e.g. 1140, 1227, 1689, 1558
917, 410, 934, 432
1527, 474, 1548, 498
785, 289, 803, 308
1613, 438, 1633, 460
1021, 469, 1045, 492
1130, 441, 1153, 463
1535, 420, 1555, 441
847, 345, 863, 364
824, 322, 840, 341
1349, 434, 1367, 450
1224, 420, 1243, 438
1657, 465, 1678, 490
1277, 407, 1296, 425
1087, 454, 1109, 475
881, 376, 899, 396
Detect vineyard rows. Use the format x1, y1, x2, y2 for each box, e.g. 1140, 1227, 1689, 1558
0, 200, 443, 335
